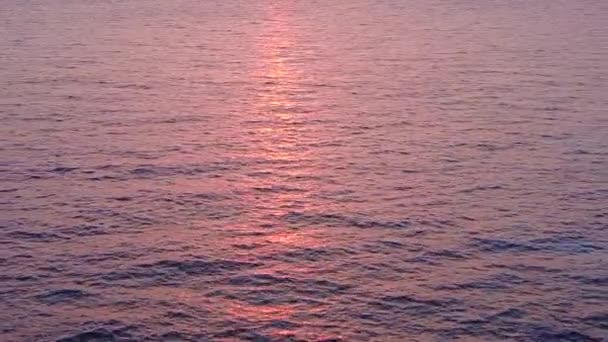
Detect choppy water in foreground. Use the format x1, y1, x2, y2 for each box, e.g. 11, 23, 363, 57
1, 1, 607, 341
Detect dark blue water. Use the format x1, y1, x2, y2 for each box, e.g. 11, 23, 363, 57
1, 0, 607, 341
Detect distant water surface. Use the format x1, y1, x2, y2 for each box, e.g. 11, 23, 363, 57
1, 0, 607, 341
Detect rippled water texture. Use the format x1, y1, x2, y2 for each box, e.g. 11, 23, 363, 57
1, 0, 607, 341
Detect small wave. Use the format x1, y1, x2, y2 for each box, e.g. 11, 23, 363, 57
57, 328, 117, 342
380, 294, 456, 308
583, 313, 608, 329
432, 273, 527, 291
469, 238, 538, 253
268, 246, 355, 262
213, 328, 273, 341
56, 321, 138, 342
227, 274, 294, 287
489, 308, 527, 320
470, 235, 604, 255
281, 211, 410, 230
532, 328, 603, 342
35, 289, 92, 305
229, 274, 351, 294
127, 163, 237, 179
369, 294, 460, 318
49, 167, 79, 174
97, 258, 259, 287
6, 231, 69, 242
572, 275, 608, 286
459, 184, 503, 194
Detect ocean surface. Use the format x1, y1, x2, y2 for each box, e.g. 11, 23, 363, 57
1, 0, 607, 341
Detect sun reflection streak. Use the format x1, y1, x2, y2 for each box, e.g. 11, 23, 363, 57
246, 3, 314, 205
222, 5, 328, 335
